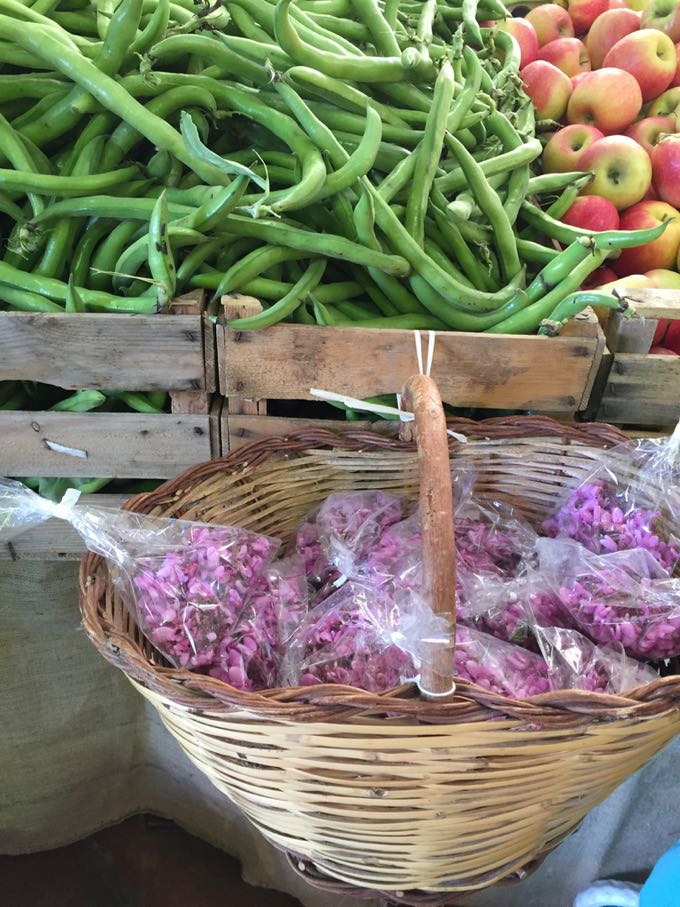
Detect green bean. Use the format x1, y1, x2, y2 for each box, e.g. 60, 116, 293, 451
0, 284, 63, 312
71, 218, 117, 287
114, 225, 203, 291
447, 46, 483, 135
486, 250, 608, 334
274, 0, 434, 83
65, 276, 86, 312
409, 275, 532, 331
515, 239, 559, 264
349, 0, 400, 56
96, 0, 143, 76
176, 238, 222, 291
589, 221, 669, 251
436, 138, 542, 195
0, 165, 139, 202
306, 13, 369, 43
539, 291, 629, 336
89, 220, 142, 292
105, 391, 165, 413
334, 301, 381, 321
51, 389, 106, 412
406, 59, 454, 248
130, 0, 168, 55
0, 112, 44, 218
378, 151, 419, 203
102, 85, 218, 171
444, 134, 521, 281
527, 172, 594, 196
430, 206, 497, 292
462, 0, 483, 46
150, 34, 269, 85
524, 240, 592, 304
228, 258, 327, 329
0, 260, 158, 312
220, 213, 410, 276
241, 0, 363, 56
285, 66, 409, 127
0, 74, 66, 100
215, 246, 314, 299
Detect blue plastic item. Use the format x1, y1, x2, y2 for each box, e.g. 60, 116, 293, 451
639, 839, 680, 907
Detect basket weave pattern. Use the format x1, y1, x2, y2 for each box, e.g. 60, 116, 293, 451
80, 416, 680, 903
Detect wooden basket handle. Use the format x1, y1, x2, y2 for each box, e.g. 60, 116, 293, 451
400, 374, 456, 700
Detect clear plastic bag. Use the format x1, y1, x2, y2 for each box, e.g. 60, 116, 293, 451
544, 427, 680, 574
535, 625, 658, 694
0, 477, 280, 671
537, 537, 680, 660
280, 582, 450, 693
206, 557, 308, 691
454, 624, 551, 698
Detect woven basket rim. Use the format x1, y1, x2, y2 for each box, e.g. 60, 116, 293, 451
79, 415, 680, 727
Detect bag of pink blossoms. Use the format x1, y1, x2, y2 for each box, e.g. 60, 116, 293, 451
0, 478, 280, 671
536, 537, 680, 660
533, 625, 658, 694
280, 582, 451, 693
543, 425, 680, 574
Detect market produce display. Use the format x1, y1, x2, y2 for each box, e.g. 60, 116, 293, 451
518, 0, 680, 350
0, 0, 665, 337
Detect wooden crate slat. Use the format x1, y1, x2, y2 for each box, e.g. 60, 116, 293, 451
224, 414, 393, 450
0, 494, 126, 560
0, 312, 205, 391
0, 412, 212, 478
618, 288, 680, 322
220, 313, 603, 413
598, 353, 680, 426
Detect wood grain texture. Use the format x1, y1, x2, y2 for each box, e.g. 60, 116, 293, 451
0, 494, 125, 560
598, 353, 680, 426
224, 413, 394, 450
0, 412, 212, 478
219, 312, 603, 412
0, 310, 205, 391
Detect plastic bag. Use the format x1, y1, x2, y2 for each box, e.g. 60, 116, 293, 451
454, 624, 551, 698
206, 557, 308, 691
280, 582, 450, 693
537, 537, 680, 660
535, 625, 658, 694
544, 427, 680, 574
0, 477, 280, 671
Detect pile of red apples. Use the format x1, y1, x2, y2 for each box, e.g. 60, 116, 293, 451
501, 0, 680, 340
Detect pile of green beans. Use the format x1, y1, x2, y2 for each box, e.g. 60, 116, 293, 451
0, 0, 664, 497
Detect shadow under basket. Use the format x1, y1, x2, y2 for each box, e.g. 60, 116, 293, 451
79, 384, 680, 907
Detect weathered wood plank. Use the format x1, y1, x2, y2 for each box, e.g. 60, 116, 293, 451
598, 353, 680, 426
168, 291, 210, 414
618, 288, 680, 321
0, 494, 126, 560
225, 414, 396, 450
0, 311, 205, 391
0, 412, 212, 478
219, 312, 603, 412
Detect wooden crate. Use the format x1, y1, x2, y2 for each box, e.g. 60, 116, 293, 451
0, 292, 222, 480
215, 296, 606, 451
594, 289, 680, 428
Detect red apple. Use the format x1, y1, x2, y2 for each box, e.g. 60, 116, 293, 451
649, 345, 679, 354
538, 37, 591, 76
583, 265, 618, 288
585, 8, 640, 69
603, 29, 676, 102
521, 60, 573, 120
640, 0, 680, 43
645, 268, 680, 288
526, 4, 575, 45
608, 0, 628, 8
567, 68, 643, 133
579, 135, 652, 209
543, 124, 605, 172
571, 71, 591, 88
663, 321, 680, 354
649, 86, 680, 122
568, 0, 610, 33
651, 135, 680, 208
496, 17, 540, 69
624, 115, 676, 155
650, 313, 671, 343
613, 199, 680, 274
561, 195, 621, 230
623, 0, 647, 9
671, 43, 680, 87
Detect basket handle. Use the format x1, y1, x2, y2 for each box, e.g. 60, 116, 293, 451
401, 374, 456, 699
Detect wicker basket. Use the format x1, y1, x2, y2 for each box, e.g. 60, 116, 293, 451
80, 377, 680, 905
